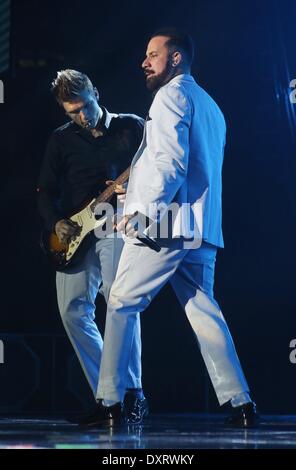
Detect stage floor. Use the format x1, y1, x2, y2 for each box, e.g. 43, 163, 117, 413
0, 414, 296, 449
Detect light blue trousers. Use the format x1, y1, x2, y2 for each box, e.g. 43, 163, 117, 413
97, 240, 249, 406
56, 237, 142, 398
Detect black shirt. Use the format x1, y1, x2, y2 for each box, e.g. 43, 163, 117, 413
37, 107, 144, 231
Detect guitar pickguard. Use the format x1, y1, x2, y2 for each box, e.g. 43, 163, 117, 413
65, 200, 109, 261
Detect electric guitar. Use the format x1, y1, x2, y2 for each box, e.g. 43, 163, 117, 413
40, 167, 131, 271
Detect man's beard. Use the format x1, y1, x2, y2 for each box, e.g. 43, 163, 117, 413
145, 66, 173, 93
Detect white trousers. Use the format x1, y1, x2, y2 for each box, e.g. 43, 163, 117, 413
56, 236, 142, 397
97, 239, 249, 406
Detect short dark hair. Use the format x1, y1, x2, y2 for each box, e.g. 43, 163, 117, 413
150, 27, 194, 66
51, 69, 94, 104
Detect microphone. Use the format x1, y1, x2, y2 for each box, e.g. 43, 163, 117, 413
136, 233, 161, 252
115, 211, 161, 252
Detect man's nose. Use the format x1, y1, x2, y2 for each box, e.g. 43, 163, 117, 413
142, 57, 150, 69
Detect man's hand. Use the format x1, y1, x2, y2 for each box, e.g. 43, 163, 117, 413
115, 212, 138, 238
106, 180, 127, 203
55, 219, 78, 244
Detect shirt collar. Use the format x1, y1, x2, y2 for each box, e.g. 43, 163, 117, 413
96, 106, 118, 134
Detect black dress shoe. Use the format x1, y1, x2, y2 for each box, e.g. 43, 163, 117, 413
75, 400, 125, 427
225, 401, 260, 428
124, 393, 149, 424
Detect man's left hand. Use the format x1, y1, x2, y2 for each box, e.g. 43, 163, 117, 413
106, 180, 127, 203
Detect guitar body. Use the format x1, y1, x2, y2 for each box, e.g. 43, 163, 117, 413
40, 199, 108, 271
40, 166, 130, 271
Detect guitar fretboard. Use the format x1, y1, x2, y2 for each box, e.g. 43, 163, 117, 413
89, 166, 131, 212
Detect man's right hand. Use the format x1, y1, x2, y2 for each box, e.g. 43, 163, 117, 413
55, 219, 78, 244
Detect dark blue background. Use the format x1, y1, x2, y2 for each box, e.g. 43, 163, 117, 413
0, 0, 295, 415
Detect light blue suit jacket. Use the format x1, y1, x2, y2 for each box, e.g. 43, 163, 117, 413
124, 74, 226, 248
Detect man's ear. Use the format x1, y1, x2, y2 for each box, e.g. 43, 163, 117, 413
94, 87, 100, 101
172, 51, 182, 66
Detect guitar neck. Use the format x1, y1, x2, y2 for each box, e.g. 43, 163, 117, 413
90, 166, 131, 211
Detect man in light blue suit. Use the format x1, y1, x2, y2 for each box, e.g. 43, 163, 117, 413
93, 28, 259, 427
